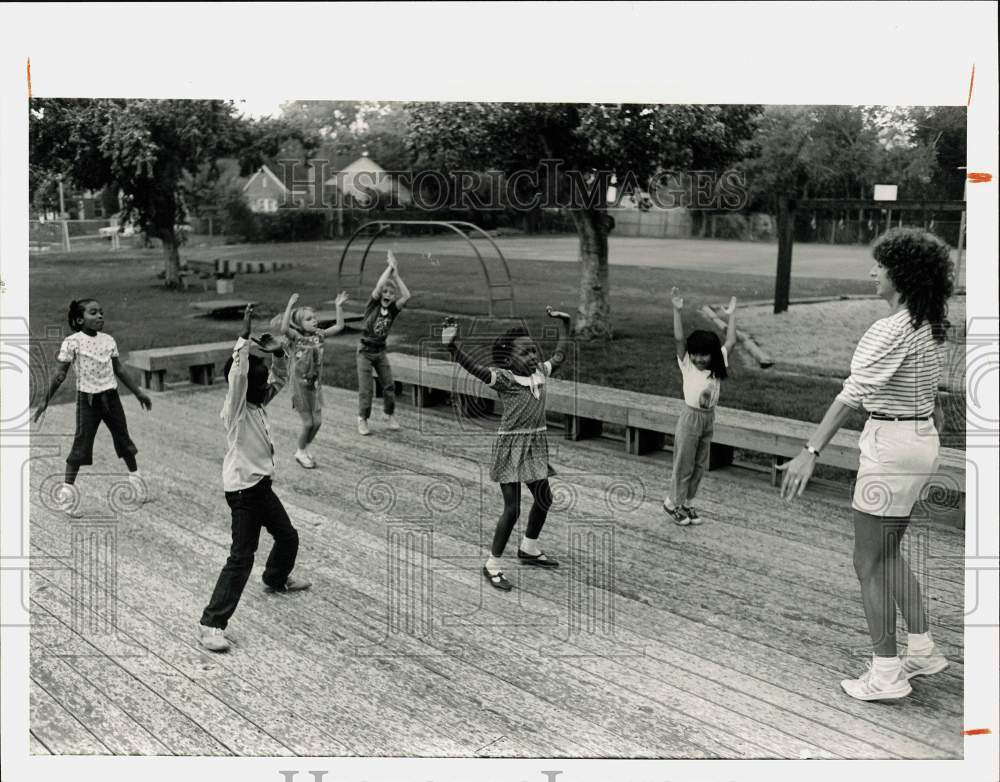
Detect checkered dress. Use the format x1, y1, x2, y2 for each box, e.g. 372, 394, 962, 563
488, 366, 555, 484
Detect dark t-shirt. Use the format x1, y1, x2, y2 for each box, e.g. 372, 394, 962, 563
359, 298, 400, 351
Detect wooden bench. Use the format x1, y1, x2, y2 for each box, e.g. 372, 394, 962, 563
189, 299, 258, 318
387, 351, 966, 496
126, 341, 235, 391
187, 258, 293, 276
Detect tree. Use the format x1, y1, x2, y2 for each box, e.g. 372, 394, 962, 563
30, 99, 312, 287
405, 103, 761, 339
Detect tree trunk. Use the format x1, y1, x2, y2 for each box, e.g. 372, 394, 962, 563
570, 208, 612, 340
161, 232, 182, 288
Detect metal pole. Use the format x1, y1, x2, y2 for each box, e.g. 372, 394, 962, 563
955, 168, 967, 292
57, 175, 66, 217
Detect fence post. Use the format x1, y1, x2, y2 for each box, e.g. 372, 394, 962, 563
60, 219, 71, 252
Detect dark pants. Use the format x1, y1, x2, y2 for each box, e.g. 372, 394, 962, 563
200, 477, 299, 630
493, 480, 553, 557
356, 349, 395, 419
68, 389, 138, 466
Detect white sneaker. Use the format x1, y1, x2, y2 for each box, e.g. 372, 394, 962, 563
384, 414, 401, 431
294, 450, 317, 469
128, 472, 150, 504
357, 417, 370, 436
54, 483, 83, 519
198, 625, 230, 653
901, 649, 949, 679
840, 662, 912, 701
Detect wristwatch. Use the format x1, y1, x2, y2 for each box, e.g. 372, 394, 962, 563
804, 444, 820, 457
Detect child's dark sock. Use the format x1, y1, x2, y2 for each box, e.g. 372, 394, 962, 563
64, 463, 80, 485
124, 454, 138, 473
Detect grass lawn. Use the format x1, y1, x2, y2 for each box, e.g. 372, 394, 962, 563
28, 238, 965, 448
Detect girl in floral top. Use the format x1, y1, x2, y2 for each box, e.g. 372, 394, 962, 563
272, 291, 349, 469
441, 307, 571, 591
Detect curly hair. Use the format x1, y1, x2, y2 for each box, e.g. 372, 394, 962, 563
492, 325, 530, 367
67, 298, 98, 331
871, 228, 954, 342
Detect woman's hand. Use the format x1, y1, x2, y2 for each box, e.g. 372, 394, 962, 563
334, 291, 349, 307
441, 316, 458, 346
776, 449, 817, 500
137, 391, 153, 411
722, 296, 737, 316
670, 287, 684, 310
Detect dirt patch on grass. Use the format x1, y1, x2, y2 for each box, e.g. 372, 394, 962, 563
735, 297, 966, 391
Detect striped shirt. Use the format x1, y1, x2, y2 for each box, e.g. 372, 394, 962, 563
835, 308, 940, 417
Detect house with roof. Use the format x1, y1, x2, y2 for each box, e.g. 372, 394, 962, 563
242, 163, 312, 213
324, 151, 411, 207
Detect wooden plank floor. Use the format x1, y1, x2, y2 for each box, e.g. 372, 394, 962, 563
27, 383, 965, 758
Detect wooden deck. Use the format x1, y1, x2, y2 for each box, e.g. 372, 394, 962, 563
28, 383, 965, 758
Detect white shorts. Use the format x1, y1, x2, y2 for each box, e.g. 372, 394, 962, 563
853, 418, 940, 517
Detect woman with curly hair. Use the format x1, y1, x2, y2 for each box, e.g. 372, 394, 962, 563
777, 228, 954, 702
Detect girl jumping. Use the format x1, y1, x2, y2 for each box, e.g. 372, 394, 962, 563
272, 290, 349, 469
663, 288, 737, 525
33, 298, 153, 517
357, 250, 410, 436
441, 307, 571, 591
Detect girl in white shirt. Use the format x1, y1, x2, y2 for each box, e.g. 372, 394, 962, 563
33, 298, 152, 517
663, 288, 737, 525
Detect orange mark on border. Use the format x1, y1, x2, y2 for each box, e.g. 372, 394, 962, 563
27, 57, 31, 99
961, 728, 991, 736
967, 64, 975, 106
967, 172, 993, 184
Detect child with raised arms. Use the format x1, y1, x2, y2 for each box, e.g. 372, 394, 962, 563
441, 307, 571, 591
663, 287, 737, 525
271, 290, 349, 468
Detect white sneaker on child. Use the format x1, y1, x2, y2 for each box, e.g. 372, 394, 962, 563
54, 483, 83, 519
357, 417, 370, 436
198, 625, 230, 653
384, 414, 401, 431
128, 472, 150, 504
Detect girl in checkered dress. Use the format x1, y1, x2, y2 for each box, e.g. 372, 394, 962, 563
441, 307, 571, 591
32, 298, 153, 517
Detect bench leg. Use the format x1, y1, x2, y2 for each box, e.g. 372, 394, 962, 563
190, 364, 214, 385
625, 426, 665, 456
771, 456, 788, 487
143, 370, 165, 392
564, 415, 603, 441
412, 385, 444, 408
709, 443, 735, 471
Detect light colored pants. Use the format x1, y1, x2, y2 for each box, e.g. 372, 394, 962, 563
670, 406, 714, 506
356, 349, 395, 420
853, 418, 940, 517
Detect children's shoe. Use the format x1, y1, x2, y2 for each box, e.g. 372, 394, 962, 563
840, 662, 912, 701
482, 566, 513, 591
901, 650, 949, 679
681, 506, 702, 525
264, 575, 312, 593
54, 483, 83, 519
295, 451, 317, 469
517, 549, 560, 568
198, 625, 230, 653
384, 414, 401, 431
662, 500, 690, 526
128, 472, 151, 504
357, 417, 370, 436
